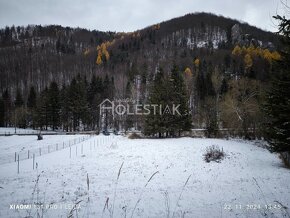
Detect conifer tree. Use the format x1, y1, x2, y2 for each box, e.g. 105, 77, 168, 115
144, 65, 192, 137
14, 89, 26, 128
144, 67, 166, 137
263, 15, 290, 152
36, 87, 49, 130
68, 75, 89, 131
60, 84, 70, 131
2, 89, 11, 127
48, 81, 60, 130
169, 65, 192, 136
87, 75, 103, 130
15, 89, 24, 108
0, 97, 4, 126
27, 86, 37, 128
27, 86, 37, 109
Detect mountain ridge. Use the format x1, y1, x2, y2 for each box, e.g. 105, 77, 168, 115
0, 12, 280, 96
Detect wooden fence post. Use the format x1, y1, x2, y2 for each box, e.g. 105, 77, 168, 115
33, 154, 35, 170
17, 155, 19, 174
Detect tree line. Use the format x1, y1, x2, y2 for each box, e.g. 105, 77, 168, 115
0, 74, 115, 132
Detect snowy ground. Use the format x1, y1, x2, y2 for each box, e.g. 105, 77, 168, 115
0, 135, 289, 218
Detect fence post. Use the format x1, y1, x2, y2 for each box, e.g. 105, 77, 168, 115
17, 155, 19, 174
28, 150, 30, 159
33, 154, 35, 170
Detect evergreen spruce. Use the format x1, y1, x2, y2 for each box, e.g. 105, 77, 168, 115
68, 75, 89, 131
0, 97, 4, 126
27, 86, 37, 109
14, 89, 24, 108
27, 86, 37, 128
60, 84, 70, 131
48, 81, 60, 130
2, 89, 11, 127
14, 89, 26, 128
263, 15, 290, 152
36, 87, 49, 130
87, 75, 103, 130
144, 66, 191, 137
144, 67, 166, 137
169, 65, 192, 136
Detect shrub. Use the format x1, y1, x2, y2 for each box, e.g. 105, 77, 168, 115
203, 145, 225, 163
128, 132, 142, 139
37, 133, 43, 140
279, 152, 290, 168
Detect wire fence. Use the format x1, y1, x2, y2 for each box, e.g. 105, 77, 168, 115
12, 134, 115, 174
1, 135, 93, 165
0, 130, 56, 136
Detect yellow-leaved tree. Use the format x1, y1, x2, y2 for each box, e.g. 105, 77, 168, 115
271, 51, 281, 61
96, 51, 102, 65
262, 49, 273, 62
244, 54, 253, 69
194, 58, 200, 68
232, 45, 242, 56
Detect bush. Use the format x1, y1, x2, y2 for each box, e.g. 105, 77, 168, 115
279, 152, 290, 168
37, 133, 43, 140
128, 132, 142, 139
203, 145, 225, 163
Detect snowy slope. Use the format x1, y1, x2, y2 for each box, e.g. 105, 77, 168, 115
0, 136, 289, 218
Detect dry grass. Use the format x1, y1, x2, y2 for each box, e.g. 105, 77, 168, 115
130, 171, 159, 218
203, 145, 225, 163
112, 162, 124, 218
67, 200, 82, 218
172, 175, 191, 218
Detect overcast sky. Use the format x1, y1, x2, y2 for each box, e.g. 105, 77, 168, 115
0, 0, 286, 32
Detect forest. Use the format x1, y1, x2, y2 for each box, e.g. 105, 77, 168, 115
0, 12, 288, 145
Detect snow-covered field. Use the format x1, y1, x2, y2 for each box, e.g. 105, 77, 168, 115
0, 135, 289, 218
